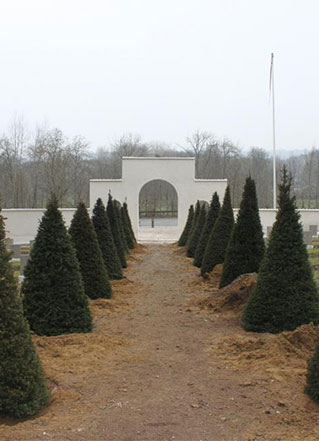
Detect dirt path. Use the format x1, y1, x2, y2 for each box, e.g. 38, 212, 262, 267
1, 244, 318, 441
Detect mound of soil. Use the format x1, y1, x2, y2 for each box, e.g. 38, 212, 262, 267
131, 243, 147, 254
172, 244, 188, 255
188, 264, 224, 293
126, 244, 147, 262
89, 277, 137, 319
90, 298, 128, 314
191, 272, 257, 313
206, 263, 224, 288
34, 332, 128, 378
211, 323, 319, 377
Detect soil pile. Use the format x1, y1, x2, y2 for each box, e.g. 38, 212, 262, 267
126, 243, 147, 261
205, 263, 224, 288
172, 244, 188, 255
211, 323, 319, 376
32, 331, 128, 407
191, 272, 257, 312
90, 280, 134, 316
34, 332, 128, 376
188, 264, 224, 293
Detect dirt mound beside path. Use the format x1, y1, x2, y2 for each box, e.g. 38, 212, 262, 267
191, 272, 257, 313
211, 323, 319, 378
188, 263, 224, 293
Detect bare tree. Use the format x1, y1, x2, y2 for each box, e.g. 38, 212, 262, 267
219, 138, 240, 179
0, 115, 28, 207
31, 129, 73, 204
183, 130, 214, 178
245, 147, 272, 208
69, 136, 90, 204
0, 117, 317, 211
112, 134, 150, 157
303, 147, 316, 208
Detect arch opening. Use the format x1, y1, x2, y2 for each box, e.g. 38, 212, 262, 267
138, 179, 178, 228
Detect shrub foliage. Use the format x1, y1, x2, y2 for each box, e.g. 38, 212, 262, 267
178, 205, 194, 247
69, 201, 112, 299
305, 343, 319, 403
186, 201, 200, 249
0, 208, 49, 418
187, 203, 207, 258
92, 198, 123, 280
114, 200, 128, 252
22, 196, 92, 336
219, 177, 265, 288
194, 192, 220, 267
107, 194, 127, 268
242, 168, 319, 333
121, 206, 135, 249
200, 186, 234, 275
123, 202, 137, 244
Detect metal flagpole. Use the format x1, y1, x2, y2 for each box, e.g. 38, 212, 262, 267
270, 53, 277, 209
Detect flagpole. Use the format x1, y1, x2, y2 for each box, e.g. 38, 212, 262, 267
271, 53, 277, 209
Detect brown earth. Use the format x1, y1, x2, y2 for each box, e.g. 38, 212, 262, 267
190, 272, 257, 314
1, 243, 319, 441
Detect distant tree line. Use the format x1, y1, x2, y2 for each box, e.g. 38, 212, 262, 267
0, 118, 318, 209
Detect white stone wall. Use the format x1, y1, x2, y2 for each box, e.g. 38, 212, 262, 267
3, 207, 319, 244
233, 208, 319, 235
3, 208, 76, 244
90, 157, 228, 238
233, 208, 278, 234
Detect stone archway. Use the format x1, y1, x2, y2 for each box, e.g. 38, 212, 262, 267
89, 157, 227, 241
138, 179, 178, 227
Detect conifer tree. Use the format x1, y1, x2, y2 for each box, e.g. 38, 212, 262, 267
114, 200, 128, 252
242, 168, 319, 333
121, 206, 135, 249
22, 196, 92, 336
178, 205, 194, 247
107, 194, 127, 268
201, 186, 234, 275
123, 202, 137, 244
305, 343, 319, 403
69, 202, 112, 299
187, 204, 207, 258
194, 193, 220, 267
219, 177, 265, 288
186, 201, 200, 248
92, 198, 123, 280
0, 207, 49, 418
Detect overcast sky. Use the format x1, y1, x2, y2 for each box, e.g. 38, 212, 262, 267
0, 0, 318, 152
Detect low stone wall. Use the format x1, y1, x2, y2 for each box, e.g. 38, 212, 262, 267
234, 208, 319, 244
3, 208, 77, 244
3, 207, 319, 244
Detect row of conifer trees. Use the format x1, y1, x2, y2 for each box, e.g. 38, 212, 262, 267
179, 178, 265, 286
178, 168, 319, 403
0, 194, 135, 418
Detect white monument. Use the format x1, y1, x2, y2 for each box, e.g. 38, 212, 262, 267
3, 157, 319, 243
90, 157, 228, 241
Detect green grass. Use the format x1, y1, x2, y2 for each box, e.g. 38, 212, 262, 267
308, 248, 319, 257
296, 199, 319, 209
10, 261, 21, 280
308, 240, 319, 286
